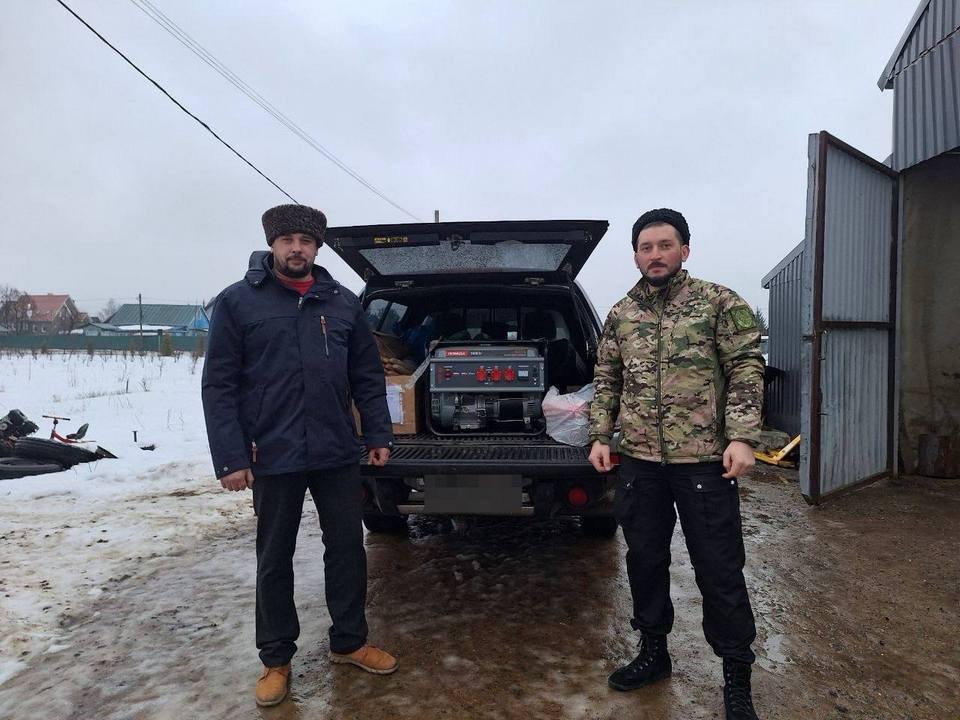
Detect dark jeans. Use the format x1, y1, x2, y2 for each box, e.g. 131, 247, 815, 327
615, 456, 757, 664
252, 463, 368, 667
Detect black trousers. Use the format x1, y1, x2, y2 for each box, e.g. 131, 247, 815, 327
252, 463, 368, 667
615, 456, 756, 664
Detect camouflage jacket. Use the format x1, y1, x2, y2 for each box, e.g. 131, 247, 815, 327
589, 270, 763, 463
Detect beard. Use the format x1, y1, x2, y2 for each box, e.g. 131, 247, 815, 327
275, 255, 312, 279
642, 263, 681, 287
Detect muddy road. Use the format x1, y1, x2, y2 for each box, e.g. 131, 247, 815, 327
0, 468, 957, 719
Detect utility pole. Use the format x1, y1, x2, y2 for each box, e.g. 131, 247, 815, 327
138, 293, 144, 340
434, 209, 440, 223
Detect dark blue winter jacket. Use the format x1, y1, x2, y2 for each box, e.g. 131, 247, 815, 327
201, 251, 393, 479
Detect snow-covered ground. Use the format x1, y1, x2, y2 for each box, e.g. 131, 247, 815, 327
0, 351, 249, 686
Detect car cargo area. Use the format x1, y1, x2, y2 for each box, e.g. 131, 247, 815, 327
359, 283, 598, 444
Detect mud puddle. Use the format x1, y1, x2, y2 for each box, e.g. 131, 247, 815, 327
0, 471, 956, 719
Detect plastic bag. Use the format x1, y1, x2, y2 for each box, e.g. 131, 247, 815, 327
542, 383, 595, 446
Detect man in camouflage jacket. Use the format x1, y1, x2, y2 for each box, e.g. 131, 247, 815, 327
588, 208, 764, 720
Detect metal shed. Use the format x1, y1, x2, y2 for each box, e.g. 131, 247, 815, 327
763, 1, 960, 503
761, 242, 803, 436
878, 0, 960, 171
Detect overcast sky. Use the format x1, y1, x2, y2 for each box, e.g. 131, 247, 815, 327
1, 0, 915, 320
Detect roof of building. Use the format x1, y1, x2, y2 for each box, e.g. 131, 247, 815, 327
23, 294, 72, 322
74, 322, 121, 332
878, 0, 959, 89
108, 303, 208, 328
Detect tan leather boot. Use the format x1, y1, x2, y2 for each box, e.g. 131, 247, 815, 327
330, 644, 398, 675
255, 663, 291, 707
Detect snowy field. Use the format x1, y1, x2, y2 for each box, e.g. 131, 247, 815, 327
0, 351, 249, 686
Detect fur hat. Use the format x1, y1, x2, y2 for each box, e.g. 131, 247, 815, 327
631, 208, 690, 250
261, 204, 327, 245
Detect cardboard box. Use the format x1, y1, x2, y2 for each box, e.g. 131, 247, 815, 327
354, 374, 419, 437
372, 332, 410, 361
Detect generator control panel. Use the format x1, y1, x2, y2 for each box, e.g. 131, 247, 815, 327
429, 345, 545, 393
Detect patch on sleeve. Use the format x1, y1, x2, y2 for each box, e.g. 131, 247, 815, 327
728, 305, 757, 331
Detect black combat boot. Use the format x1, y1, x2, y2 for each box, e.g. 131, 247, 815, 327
722, 658, 759, 719
607, 634, 672, 691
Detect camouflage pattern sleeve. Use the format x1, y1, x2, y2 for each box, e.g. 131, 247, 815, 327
715, 295, 764, 447
589, 312, 624, 445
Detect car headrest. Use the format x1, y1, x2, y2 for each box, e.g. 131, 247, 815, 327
432, 312, 466, 337
522, 310, 556, 340
480, 320, 508, 339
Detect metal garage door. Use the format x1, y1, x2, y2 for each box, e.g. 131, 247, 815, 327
800, 131, 899, 503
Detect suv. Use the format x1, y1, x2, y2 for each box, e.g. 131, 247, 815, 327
326, 220, 618, 537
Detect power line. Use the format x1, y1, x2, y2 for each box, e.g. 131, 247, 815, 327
53, 0, 298, 204
128, 0, 422, 221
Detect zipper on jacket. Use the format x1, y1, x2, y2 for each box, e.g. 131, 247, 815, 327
655, 292, 668, 465
320, 315, 330, 357
251, 440, 258, 463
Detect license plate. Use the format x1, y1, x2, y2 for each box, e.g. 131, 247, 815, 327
423, 475, 523, 515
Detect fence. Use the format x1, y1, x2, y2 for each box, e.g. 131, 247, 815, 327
0, 334, 206, 354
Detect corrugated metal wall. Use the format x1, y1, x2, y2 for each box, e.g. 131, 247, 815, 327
889, 0, 960, 77
821, 149, 895, 320
762, 243, 803, 436
800, 134, 897, 501
886, 0, 960, 78
893, 32, 960, 169
818, 330, 891, 492
889, 0, 960, 169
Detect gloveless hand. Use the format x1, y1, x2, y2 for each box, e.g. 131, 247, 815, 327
220, 468, 254, 491
588, 441, 613, 473
368, 448, 390, 466
722, 440, 754, 479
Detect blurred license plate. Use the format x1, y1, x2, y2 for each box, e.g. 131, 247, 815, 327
423, 475, 523, 515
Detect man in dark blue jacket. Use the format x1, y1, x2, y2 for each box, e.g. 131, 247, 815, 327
202, 204, 397, 708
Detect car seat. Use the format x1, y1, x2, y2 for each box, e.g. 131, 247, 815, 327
433, 311, 471, 341
478, 320, 508, 340
521, 310, 587, 389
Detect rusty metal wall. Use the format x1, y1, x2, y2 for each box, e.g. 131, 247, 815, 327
897, 155, 960, 474
761, 242, 803, 435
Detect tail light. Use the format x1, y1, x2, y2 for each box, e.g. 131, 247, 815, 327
566, 485, 589, 508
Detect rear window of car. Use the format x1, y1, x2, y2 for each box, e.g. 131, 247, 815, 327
358, 241, 572, 275
365, 299, 409, 333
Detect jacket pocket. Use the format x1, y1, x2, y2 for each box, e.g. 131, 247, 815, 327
241, 385, 266, 433
700, 378, 721, 455
252, 385, 266, 436
313, 311, 351, 376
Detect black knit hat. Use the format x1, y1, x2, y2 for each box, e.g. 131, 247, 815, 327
262, 204, 327, 245
631, 208, 690, 250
